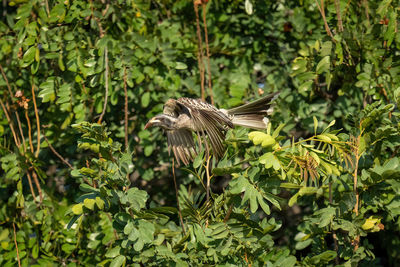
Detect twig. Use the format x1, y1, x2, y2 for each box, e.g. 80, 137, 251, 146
202, 3, 214, 104
15, 111, 27, 152
205, 155, 212, 202
31, 83, 41, 157
98, 47, 109, 123
362, 0, 370, 26
0, 64, 13, 97
45, 0, 50, 17
12, 223, 21, 267
334, 0, 343, 32
352, 128, 362, 251
25, 110, 34, 154
193, 1, 205, 100
43, 133, 73, 169
26, 171, 37, 201
31, 170, 43, 203
123, 67, 129, 150
172, 158, 186, 235
0, 98, 20, 146
329, 182, 339, 265
315, 0, 334, 38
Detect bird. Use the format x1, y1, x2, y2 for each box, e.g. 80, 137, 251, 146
144, 92, 279, 166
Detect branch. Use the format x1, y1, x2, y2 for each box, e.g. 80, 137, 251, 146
123, 67, 129, 150
315, 0, 334, 38
98, 47, 109, 123
12, 223, 21, 267
194, 1, 205, 100
25, 110, 34, 154
31, 83, 41, 157
334, 0, 343, 32
43, 132, 73, 169
31, 170, 43, 203
0, 98, 20, 146
172, 158, 186, 235
202, 3, 214, 104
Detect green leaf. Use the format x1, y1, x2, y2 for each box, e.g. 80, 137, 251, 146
23, 46, 36, 63
175, 62, 187, 70
105, 247, 121, 258
313, 116, 318, 135
110, 255, 126, 267
141, 92, 150, 108
257, 194, 270, 215
245, 0, 253, 15
316, 56, 330, 74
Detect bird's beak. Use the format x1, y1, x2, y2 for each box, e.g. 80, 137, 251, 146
144, 118, 158, 130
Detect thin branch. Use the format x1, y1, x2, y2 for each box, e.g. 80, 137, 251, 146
202, 3, 214, 104
329, 182, 339, 265
352, 129, 362, 251
43, 133, 73, 169
31, 170, 43, 203
362, 0, 370, 26
315, 0, 334, 38
0, 64, 13, 97
12, 223, 21, 267
0, 98, 20, 146
25, 171, 37, 201
25, 110, 34, 154
123, 67, 129, 150
194, 1, 205, 100
205, 154, 211, 202
98, 47, 109, 123
15, 111, 27, 152
334, 0, 343, 32
45, 0, 50, 17
172, 158, 186, 235
31, 83, 41, 157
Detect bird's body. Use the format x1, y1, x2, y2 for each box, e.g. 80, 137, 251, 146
145, 92, 279, 165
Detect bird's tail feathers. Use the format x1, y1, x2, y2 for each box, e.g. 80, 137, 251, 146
231, 114, 269, 130
227, 92, 279, 115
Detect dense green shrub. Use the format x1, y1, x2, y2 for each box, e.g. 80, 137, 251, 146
0, 0, 399, 266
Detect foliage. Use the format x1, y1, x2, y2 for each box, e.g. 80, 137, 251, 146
0, 0, 400, 266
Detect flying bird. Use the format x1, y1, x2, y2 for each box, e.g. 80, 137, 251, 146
145, 92, 279, 166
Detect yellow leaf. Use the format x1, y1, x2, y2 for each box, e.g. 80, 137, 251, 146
72, 203, 83, 215
362, 216, 379, 230
84, 198, 96, 210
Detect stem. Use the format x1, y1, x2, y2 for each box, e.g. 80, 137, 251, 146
31, 170, 43, 203
98, 47, 109, 123
0, 98, 20, 146
25, 110, 34, 154
172, 158, 186, 235
315, 0, 334, 38
31, 83, 41, 157
352, 132, 361, 251
12, 223, 21, 267
334, 0, 343, 32
202, 3, 213, 104
123, 67, 129, 150
43, 132, 73, 169
193, 1, 205, 100
205, 155, 211, 202
329, 182, 339, 265
26, 171, 37, 201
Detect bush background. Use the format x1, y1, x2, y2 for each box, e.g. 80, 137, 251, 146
0, 0, 400, 266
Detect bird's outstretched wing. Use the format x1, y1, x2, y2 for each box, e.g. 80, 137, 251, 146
166, 129, 197, 166
176, 98, 234, 158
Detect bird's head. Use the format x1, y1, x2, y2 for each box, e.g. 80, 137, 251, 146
144, 114, 177, 131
